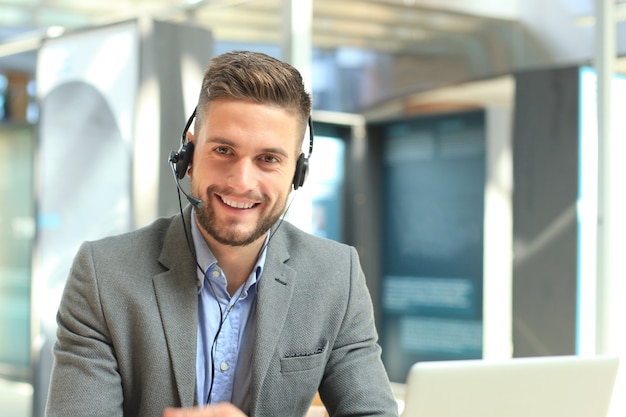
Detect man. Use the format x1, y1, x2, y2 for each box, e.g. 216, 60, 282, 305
46, 51, 398, 417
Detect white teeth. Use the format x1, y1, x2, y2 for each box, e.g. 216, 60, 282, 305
221, 197, 255, 209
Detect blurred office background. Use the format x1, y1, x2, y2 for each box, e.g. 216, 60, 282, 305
1, 0, 625, 416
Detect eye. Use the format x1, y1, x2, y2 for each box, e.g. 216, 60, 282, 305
260, 155, 280, 164
215, 146, 232, 155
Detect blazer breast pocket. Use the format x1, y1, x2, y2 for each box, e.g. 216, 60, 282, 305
280, 341, 329, 373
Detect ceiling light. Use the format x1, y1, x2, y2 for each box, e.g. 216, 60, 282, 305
46, 26, 66, 38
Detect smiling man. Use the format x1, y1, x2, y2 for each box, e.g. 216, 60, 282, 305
45, 51, 399, 417
190, 98, 298, 295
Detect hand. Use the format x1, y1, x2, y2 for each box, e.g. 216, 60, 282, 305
163, 403, 247, 417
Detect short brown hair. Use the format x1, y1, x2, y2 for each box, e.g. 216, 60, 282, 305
196, 50, 312, 142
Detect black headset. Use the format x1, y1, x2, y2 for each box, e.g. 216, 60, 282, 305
169, 107, 314, 190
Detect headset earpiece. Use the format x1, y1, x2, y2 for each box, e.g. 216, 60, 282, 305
171, 141, 194, 180
169, 108, 198, 180
292, 116, 314, 190
292, 152, 308, 190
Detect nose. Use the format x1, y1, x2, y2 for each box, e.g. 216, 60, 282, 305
226, 158, 257, 191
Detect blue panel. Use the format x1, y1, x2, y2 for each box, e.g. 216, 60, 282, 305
379, 110, 486, 382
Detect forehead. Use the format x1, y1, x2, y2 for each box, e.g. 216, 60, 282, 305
198, 99, 302, 149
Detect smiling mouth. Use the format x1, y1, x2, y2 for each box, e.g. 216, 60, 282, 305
219, 195, 259, 209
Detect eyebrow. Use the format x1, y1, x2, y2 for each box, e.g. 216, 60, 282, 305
206, 137, 290, 159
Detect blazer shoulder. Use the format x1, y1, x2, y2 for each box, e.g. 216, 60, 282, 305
83, 212, 186, 267
279, 222, 350, 249
92, 215, 175, 247
275, 222, 356, 269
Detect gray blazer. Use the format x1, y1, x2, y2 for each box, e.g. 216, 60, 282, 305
45, 207, 398, 417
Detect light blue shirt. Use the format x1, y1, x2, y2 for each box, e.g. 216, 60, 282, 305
191, 210, 267, 410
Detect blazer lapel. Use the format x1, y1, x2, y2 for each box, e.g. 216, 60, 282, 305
153, 208, 199, 407
250, 227, 296, 406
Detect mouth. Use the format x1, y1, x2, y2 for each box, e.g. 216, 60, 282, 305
218, 195, 260, 210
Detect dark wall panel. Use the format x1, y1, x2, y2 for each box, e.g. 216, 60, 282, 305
512, 66, 580, 357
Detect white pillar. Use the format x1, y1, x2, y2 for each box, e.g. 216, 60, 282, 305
594, 2, 625, 416
595, 0, 614, 357
282, 0, 313, 233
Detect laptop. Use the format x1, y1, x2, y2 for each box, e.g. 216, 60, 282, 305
401, 355, 619, 417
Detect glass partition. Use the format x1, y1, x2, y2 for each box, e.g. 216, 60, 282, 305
0, 122, 34, 380
308, 124, 347, 242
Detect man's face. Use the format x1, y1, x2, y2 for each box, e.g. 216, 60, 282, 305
188, 98, 300, 247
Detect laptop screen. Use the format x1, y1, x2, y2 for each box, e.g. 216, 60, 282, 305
402, 355, 619, 417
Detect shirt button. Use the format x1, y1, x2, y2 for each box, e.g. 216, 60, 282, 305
212, 270, 220, 278
220, 361, 229, 372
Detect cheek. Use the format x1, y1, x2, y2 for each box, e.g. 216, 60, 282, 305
261, 174, 293, 199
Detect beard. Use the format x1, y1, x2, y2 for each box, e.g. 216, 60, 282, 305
194, 184, 288, 247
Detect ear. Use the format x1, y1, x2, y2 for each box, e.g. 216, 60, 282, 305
186, 131, 195, 177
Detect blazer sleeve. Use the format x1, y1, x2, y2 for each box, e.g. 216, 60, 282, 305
45, 241, 124, 417
318, 246, 399, 417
